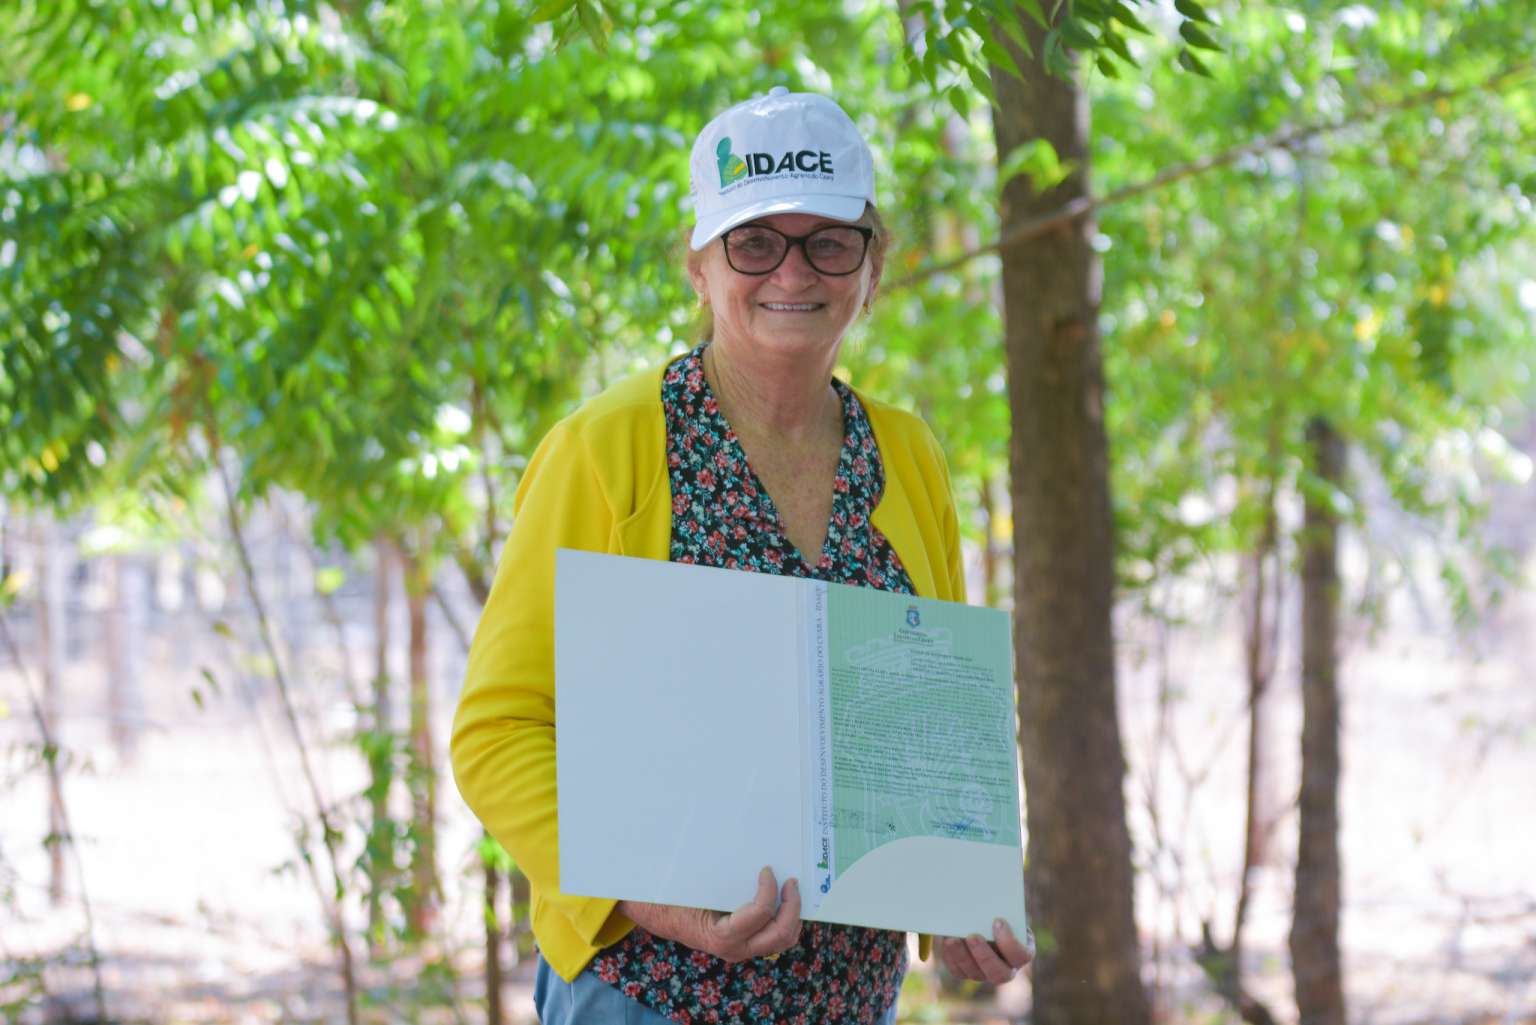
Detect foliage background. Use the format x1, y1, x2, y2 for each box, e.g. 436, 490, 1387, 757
2, 0, 1534, 1022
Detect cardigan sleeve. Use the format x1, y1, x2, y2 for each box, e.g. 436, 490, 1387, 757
449, 419, 630, 949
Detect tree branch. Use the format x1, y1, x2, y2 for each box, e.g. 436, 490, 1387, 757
213, 454, 361, 1025
888, 61, 1535, 292
431, 581, 474, 655
0, 606, 109, 1024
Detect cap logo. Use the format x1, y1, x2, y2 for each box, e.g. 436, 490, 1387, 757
689, 92, 872, 250
717, 138, 748, 187
714, 137, 835, 195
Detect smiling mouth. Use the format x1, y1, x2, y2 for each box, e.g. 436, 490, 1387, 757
760, 302, 824, 311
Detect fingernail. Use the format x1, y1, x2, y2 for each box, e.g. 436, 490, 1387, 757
994, 918, 1007, 933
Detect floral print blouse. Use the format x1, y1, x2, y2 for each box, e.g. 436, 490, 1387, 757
587, 344, 915, 1024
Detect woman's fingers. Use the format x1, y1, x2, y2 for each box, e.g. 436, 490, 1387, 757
991, 918, 1033, 969
940, 935, 985, 980
715, 866, 779, 938
942, 920, 1032, 983
744, 877, 802, 959
762, 876, 803, 952
709, 868, 802, 962
963, 932, 1016, 985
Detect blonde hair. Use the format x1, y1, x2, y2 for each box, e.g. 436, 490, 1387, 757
682, 204, 891, 343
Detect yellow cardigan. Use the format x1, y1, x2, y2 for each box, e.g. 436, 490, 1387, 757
450, 359, 965, 982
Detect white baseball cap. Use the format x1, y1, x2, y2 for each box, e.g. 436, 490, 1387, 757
688, 87, 876, 251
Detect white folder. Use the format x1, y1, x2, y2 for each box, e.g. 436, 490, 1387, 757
555, 549, 1028, 942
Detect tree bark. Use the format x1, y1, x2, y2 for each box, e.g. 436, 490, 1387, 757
367, 537, 396, 955
980, 474, 1003, 608
990, 20, 1151, 1025
1237, 484, 1282, 934
1291, 417, 1347, 1025
104, 554, 147, 762
510, 861, 533, 961
217, 469, 360, 1025
1193, 482, 1284, 1025
403, 547, 439, 938
36, 517, 68, 906
484, 853, 506, 1025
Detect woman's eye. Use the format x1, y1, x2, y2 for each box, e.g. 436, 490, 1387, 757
733, 234, 775, 252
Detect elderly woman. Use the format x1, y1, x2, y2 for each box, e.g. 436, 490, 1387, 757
451, 88, 1030, 1025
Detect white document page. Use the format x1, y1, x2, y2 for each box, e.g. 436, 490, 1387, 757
555, 549, 805, 913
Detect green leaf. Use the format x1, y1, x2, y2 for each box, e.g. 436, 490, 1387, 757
995, 10, 1036, 59
575, 0, 607, 52
1179, 21, 1222, 51
1058, 17, 1099, 51
1100, 28, 1141, 67
315, 565, 346, 595
931, 32, 957, 63
1174, 0, 1216, 24
966, 61, 996, 100
948, 85, 971, 120
998, 138, 1071, 193
919, 33, 942, 88
1043, 28, 1073, 77
0, 571, 22, 607
981, 37, 1026, 81
530, 0, 576, 22
1011, 0, 1047, 27
1177, 46, 1213, 75
1109, 1, 1151, 34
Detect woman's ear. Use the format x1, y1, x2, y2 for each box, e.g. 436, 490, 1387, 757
688, 253, 711, 305
862, 252, 884, 315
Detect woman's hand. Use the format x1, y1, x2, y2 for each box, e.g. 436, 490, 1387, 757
617, 866, 802, 964
939, 918, 1033, 985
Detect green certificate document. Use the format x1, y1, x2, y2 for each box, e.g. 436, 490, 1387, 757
801, 581, 1021, 919
558, 551, 1028, 941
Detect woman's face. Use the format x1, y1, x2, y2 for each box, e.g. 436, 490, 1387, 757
689, 212, 881, 363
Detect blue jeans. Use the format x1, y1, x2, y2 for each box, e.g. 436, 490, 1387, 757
533, 955, 902, 1024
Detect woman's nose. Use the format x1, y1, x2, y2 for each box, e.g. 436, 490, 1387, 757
772, 240, 821, 283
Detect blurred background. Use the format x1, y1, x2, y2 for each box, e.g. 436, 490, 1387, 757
2, 1, 1533, 1023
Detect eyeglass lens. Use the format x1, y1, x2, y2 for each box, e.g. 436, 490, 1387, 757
724, 225, 870, 276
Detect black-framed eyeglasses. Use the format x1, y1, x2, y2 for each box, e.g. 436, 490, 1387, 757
721, 224, 874, 276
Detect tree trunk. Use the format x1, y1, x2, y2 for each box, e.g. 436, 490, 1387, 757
367, 538, 396, 955
510, 862, 533, 961
104, 554, 147, 762
36, 517, 68, 906
991, 21, 1150, 1025
1194, 483, 1284, 1025
403, 548, 438, 938
484, 851, 506, 1025
1237, 485, 1282, 941
1, 511, 13, 584
1291, 417, 1347, 1025
218, 473, 361, 1025
980, 474, 1003, 608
